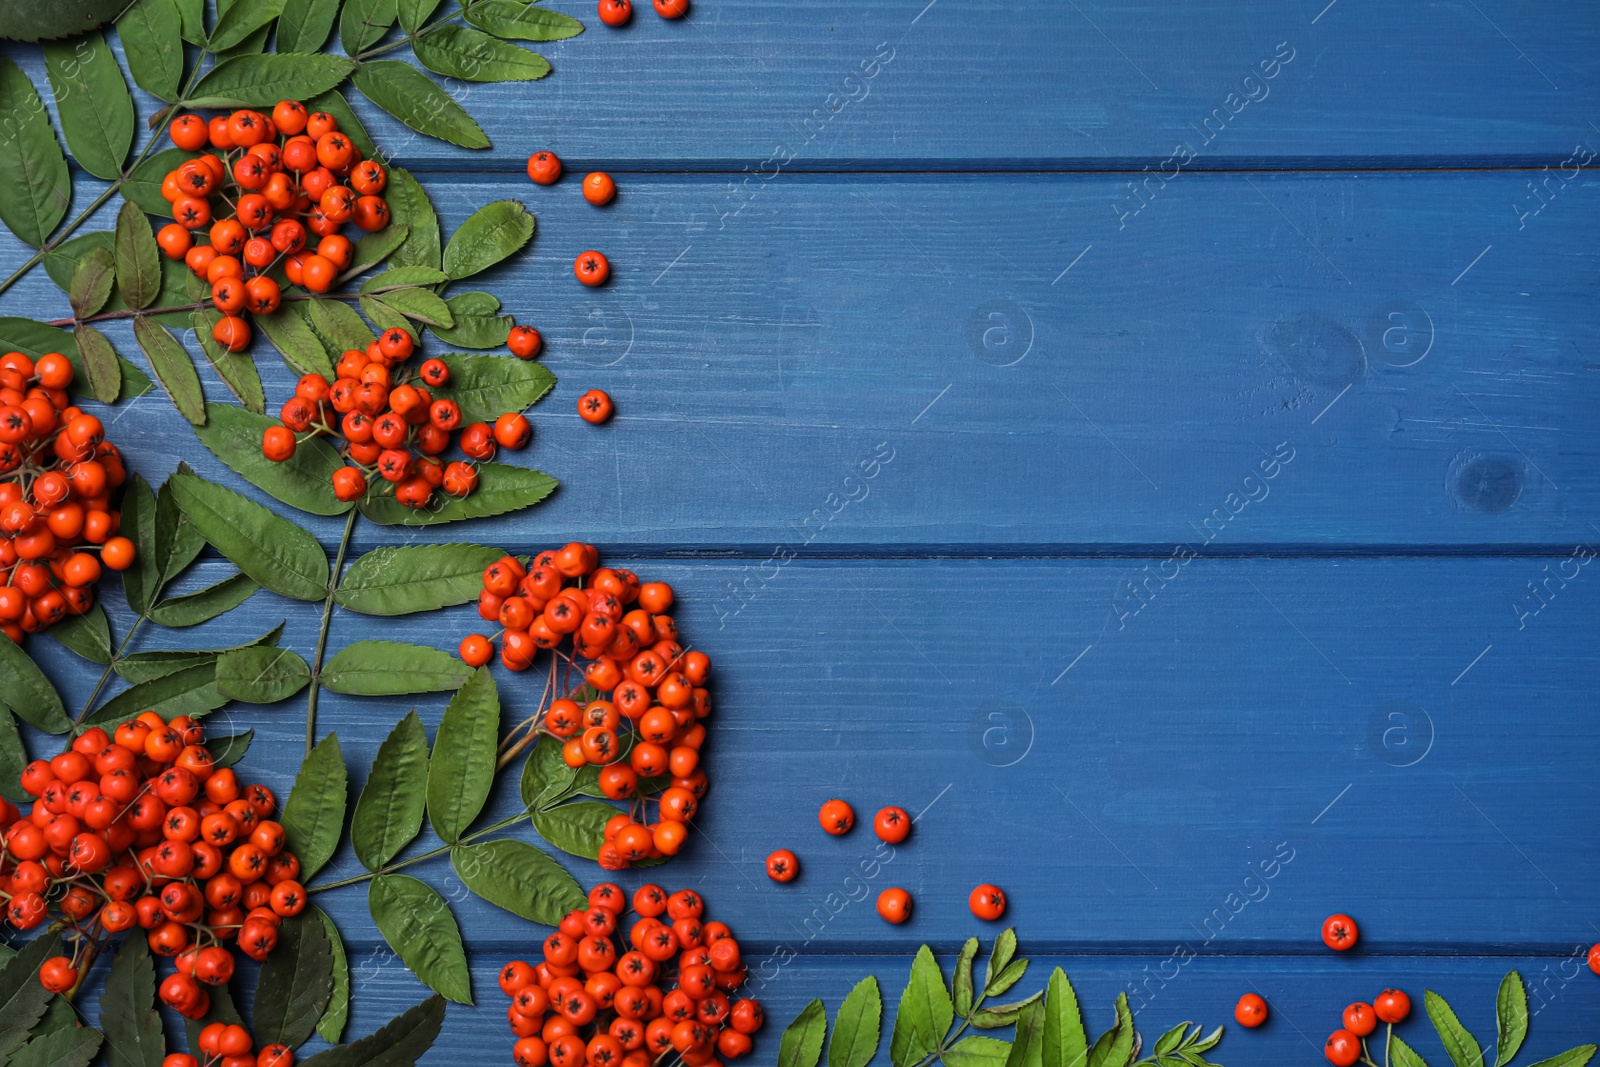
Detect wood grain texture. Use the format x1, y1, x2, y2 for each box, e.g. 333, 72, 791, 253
4, 172, 1597, 549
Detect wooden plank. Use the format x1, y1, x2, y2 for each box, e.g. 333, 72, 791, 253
25, 555, 1598, 952
5, 2, 1597, 169
4, 172, 1594, 549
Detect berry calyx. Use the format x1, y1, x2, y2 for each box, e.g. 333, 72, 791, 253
1321, 913, 1358, 951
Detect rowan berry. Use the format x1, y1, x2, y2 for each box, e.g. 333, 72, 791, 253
1234, 993, 1268, 1027
575, 251, 611, 286
1321, 913, 1358, 951
1374, 990, 1410, 1024
528, 151, 562, 185
1324, 1030, 1360, 1067
38, 956, 76, 993
818, 799, 854, 835
765, 849, 798, 882
583, 172, 617, 206
876, 887, 912, 923
509, 325, 543, 359
494, 413, 533, 449
578, 389, 614, 423
969, 884, 1006, 920
598, 0, 632, 24
654, 0, 688, 16
1343, 1002, 1377, 1037
873, 805, 911, 843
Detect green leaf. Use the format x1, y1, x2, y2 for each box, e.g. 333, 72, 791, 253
986, 958, 1029, 998
306, 296, 375, 355
118, 474, 159, 614
114, 622, 281, 685
214, 0, 272, 59
148, 572, 260, 627
780, 1000, 828, 1067
0, 709, 29, 804
277, 0, 340, 53
1042, 968, 1088, 1067
336, 544, 505, 616
947, 1037, 1014, 1067
451, 839, 586, 922
362, 265, 450, 291
119, 0, 184, 101
173, 0, 203, 43
313, 907, 350, 1044
435, 354, 554, 425
73, 326, 123, 405
430, 291, 511, 348
347, 223, 410, 278
397, 0, 445, 34
282, 733, 347, 880
255, 913, 334, 1049
258, 305, 336, 379
0, 59, 70, 248
169, 470, 331, 599
7, 1022, 102, 1067
352, 710, 428, 870
443, 200, 535, 280
304, 89, 375, 157
191, 403, 351, 517
0, 0, 125, 43
189, 53, 356, 108
372, 286, 453, 328
368, 875, 472, 1004
1392, 1037, 1432, 1067
43, 33, 131, 182
1495, 972, 1527, 1067
123, 148, 196, 219
357, 295, 409, 334
1151, 1023, 1187, 1059
98, 936, 163, 1067
384, 168, 441, 270
0, 637, 68, 733
413, 26, 551, 83
68, 246, 115, 320
301, 994, 444, 1067
322, 640, 472, 696
892, 946, 953, 1067
986, 929, 1018, 991
520, 735, 576, 811
47, 602, 112, 663
360, 461, 557, 525
1524, 1048, 1597, 1067
210, 0, 286, 50
830, 976, 882, 1067
132, 318, 205, 425
1426, 991, 1485, 1067
193, 310, 266, 413
0, 317, 150, 400
954, 938, 980, 1019
352, 60, 490, 149
531, 801, 620, 859
426, 666, 498, 843
969, 992, 1043, 1029
204, 730, 253, 770
115, 201, 161, 311
0, 936, 60, 1061
1005, 1002, 1047, 1067
215, 645, 311, 703
464, 1, 584, 41
1086, 995, 1133, 1067
341, 0, 397, 54
83, 663, 227, 729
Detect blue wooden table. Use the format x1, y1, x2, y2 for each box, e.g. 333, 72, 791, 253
2, 2, 1598, 1064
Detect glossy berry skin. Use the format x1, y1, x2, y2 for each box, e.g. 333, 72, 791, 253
598, 0, 631, 25
1343, 1003, 1377, 1038
818, 799, 854, 835
968, 884, 1006, 921
527, 151, 562, 185
654, 0, 688, 17
1234, 993, 1267, 1028
1324, 1030, 1361, 1067
583, 172, 616, 206
460, 634, 493, 667
876, 888, 911, 924
1321, 914, 1358, 951
508, 325, 542, 359
765, 849, 798, 882
1374, 989, 1410, 1024
872, 806, 910, 844
578, 390, 613, 424
574, 251, 610, 286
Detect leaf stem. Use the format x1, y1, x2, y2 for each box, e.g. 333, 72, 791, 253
304, 507, 359, 757
306, 810, 528, 894
69, 615, 147, 731
352, 0, 492, 61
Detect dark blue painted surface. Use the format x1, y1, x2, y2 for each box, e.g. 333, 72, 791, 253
1, 2, 1598, 1065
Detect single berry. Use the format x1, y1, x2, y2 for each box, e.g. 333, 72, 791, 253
765, 849, 798, 882
1374, 989, 1410, 1024
1321, 913, 1358, 951
968, 884, 1006, 921
873, 805, 910, 844
818, 799, 854, 835
575, 251, 610, 286
527, 151, 562, 185
578, 389, 614, 423
1324, 1030, 1360, 1067
583, 172, 617, 206
876, 887, 911, 924
654, 0, 688, 17
1343, 1003, 1377, 1038
508, 325, 543, 359
598, 0, 632, 25
1234, 993, 1268, 1028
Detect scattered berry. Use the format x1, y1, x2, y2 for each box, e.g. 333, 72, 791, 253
1324, 1030, 1361, 1067
1373, 989, 1410, 1024
765, 849, 798, 882
818, 799, 854, 835
654, 0, 688, 17
508, 325, 543, 359
1234, 993, 1268, 1028
583, 172, 616, 206
1322, 913, 1358, 951
527, 151, 562, 185
598, 0, 632, 25
876, 888, 911, 924
575, 250, 611, 286
873, 805, 910, 844
578, 389, 614, 424
968, 884, 1006, 921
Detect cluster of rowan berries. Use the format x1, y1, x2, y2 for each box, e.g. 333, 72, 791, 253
157, 99, 391, 353
499, 883, 763, 1067
2, 714, 302, 1015
461, 544, 708, 869
1233, 988, 1410, 1063
260, 325, 533, 507
164, 1023, 293, 1067
0, 350, 136, 642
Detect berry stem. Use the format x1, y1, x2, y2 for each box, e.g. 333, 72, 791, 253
303, 506, 359, 757
70, 615, 148, 732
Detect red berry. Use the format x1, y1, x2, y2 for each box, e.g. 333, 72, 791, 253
508, 325, 542, 359
654, 0, 688, 17
1234, 993, 1268, 1028
765, 849, 798, 882
1343, 1003, 1377, 1038
574, 251, 610, 286
875, 887, 911, 924
1321, 914, 1358, 951
968, 884, 1005, 921
1324, 1030, 1361, 1067
1374, 989, 1410, 1024
598, 0, 631, 25
872, 805, 910, 844
578, 389, 613, 424
817, 799, 853, 835
583, 172, 616, 206
527, 151, 562, 185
